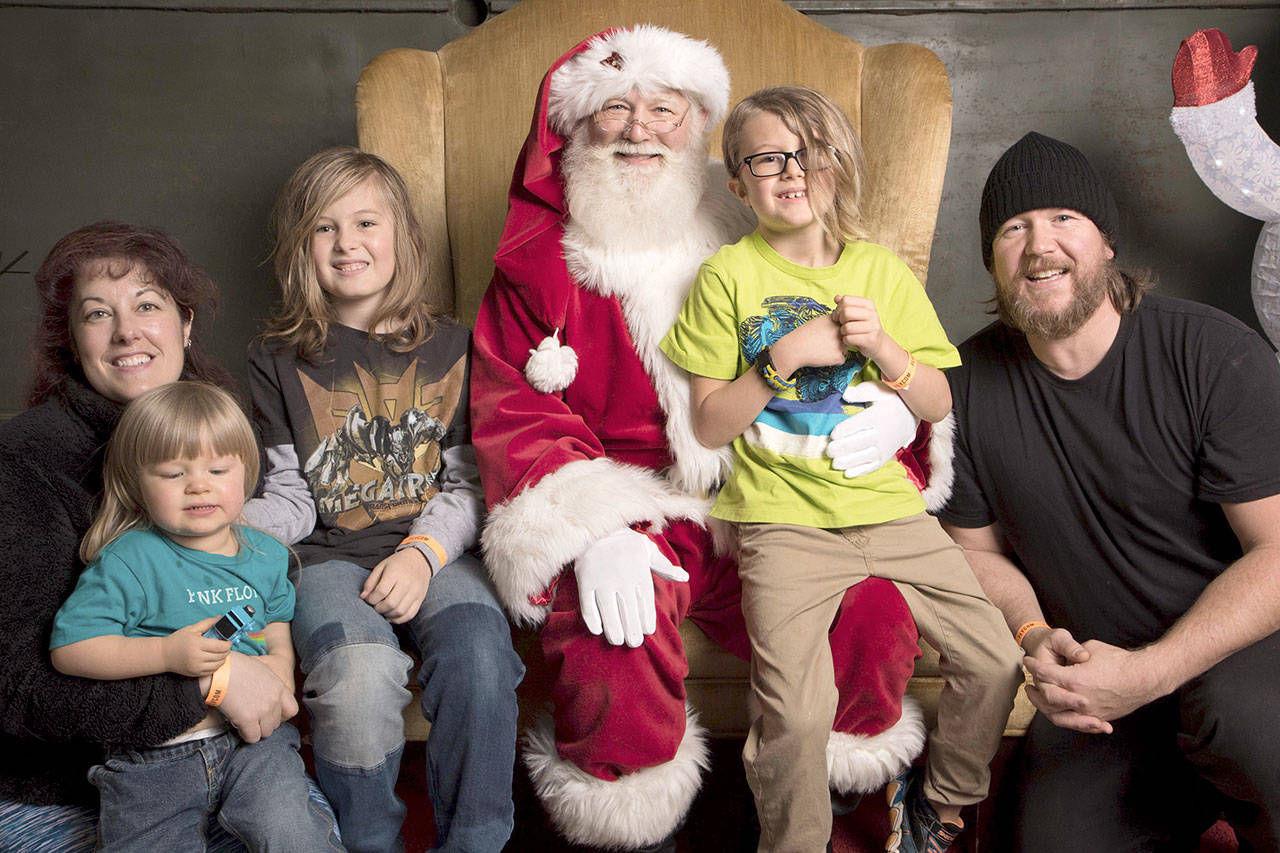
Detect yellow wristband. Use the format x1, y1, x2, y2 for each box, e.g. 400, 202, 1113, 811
883, 354, 918, 391
400, 534, 447, 569
205, 658, 231, 707
1014, 620, 1050, 647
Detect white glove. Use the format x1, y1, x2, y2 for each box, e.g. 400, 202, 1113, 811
575, 528, 689, 648
827, 381, 920, 478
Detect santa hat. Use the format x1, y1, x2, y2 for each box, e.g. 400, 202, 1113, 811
495, 26, 729, 268
546, 25, 730, 137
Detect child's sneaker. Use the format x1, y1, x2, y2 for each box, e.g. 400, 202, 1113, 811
884, 767, 963, 853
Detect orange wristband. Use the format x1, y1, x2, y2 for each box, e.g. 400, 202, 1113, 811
883, 354, 918, 391
204, 658, 231, 707
400, 534, 447, 569
1014, 620, 1050, 647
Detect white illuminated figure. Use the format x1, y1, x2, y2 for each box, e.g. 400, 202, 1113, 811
1170, 29, 1280, 348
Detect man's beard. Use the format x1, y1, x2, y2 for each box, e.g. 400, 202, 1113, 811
561, 123, 708, 248
995, 255, 1118, 340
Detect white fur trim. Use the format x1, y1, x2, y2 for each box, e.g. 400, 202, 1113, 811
523, 706, 709, 848
524, 328, 579, 393
920, 413, 955, 513
482, 457, 711, 626
827, 696, 926, 794
548, 25, 731, 135
563, 159, 755, 497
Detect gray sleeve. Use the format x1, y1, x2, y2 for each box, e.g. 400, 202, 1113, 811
397, 443, 484, 573
241, 443, 317, 546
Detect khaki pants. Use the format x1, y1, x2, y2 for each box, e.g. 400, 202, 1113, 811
735, 513, 1024, 853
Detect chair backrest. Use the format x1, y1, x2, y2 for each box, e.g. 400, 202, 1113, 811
355, 0, 952, 325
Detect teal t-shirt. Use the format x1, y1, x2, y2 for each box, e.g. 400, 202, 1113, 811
51, 527, 293, 656
660, 232, 960, 527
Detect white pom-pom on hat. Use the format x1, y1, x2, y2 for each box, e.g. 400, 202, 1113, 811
547, 25, 731, 136
525, 329, 579, 393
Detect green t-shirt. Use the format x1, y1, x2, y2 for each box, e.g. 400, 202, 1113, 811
51, 527, 294, 656
660, 232, 960, 527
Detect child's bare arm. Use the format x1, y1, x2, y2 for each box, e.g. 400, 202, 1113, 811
257, 622, 297, 692
51, 617, 229, 679
689, 373, 770, 449
834, 295, 952, 423
690, 314, 849, 449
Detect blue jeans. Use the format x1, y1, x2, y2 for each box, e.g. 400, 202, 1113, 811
0, 776, 335, 852
291, 554, 523, 853
88, 724, 340, 852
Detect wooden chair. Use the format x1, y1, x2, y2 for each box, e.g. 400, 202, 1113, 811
352, 0, 1034, 743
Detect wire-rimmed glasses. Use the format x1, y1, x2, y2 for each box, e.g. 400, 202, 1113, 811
591, 107, 690, 136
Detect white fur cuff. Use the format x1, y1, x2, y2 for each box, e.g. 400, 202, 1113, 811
920, 413, 955, 514
522, 706, 710, 848
827, 696, 926, 794
481, 457, 711, 626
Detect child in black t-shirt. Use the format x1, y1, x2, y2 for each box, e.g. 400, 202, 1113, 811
241, 146, 523, 852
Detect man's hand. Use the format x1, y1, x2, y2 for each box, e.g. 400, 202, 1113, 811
1018, 626, 1109, 733
1023, 635, 1168, 734
162, 617, 231, 677
362, 548, 432, 624
575, 528, 688, 648
216, 652, 298, 743
828, 381, 919, 478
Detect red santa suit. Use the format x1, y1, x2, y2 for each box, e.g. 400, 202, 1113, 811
472, 26, 925, 848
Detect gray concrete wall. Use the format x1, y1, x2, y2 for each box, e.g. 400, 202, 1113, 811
1, 1, 1277, 413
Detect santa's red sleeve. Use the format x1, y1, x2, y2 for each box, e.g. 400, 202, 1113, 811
472, 256, 709, 626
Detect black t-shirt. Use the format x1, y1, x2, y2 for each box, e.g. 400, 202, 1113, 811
939, 294, 1280, 647
249, 321, 472, 569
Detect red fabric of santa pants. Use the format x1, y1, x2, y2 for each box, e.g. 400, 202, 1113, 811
537, 519, 919, 781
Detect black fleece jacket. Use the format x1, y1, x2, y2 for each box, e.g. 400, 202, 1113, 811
0, 378, 208, 806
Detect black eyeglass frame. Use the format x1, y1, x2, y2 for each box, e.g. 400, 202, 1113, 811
734, 145, 839, 178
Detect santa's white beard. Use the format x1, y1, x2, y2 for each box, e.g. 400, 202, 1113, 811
561, 124, 708, 249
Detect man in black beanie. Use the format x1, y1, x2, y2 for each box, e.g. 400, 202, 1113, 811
937, 131, 1280, 850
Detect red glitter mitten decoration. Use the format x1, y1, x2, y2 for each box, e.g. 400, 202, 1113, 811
1173, 28, 1257, 107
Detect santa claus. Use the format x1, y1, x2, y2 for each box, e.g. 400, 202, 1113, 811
471, 25, 927, 850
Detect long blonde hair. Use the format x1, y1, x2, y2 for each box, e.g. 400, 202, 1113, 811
722, 86, 870, 245
80, 382, 260, 563
262, 146, 437, 363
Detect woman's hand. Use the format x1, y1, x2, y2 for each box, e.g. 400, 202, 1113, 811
216, 652, 298, 743
161, 617, 231, 677
362, 548, 432, 624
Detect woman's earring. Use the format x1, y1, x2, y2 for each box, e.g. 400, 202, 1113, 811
184, 339, 191, 349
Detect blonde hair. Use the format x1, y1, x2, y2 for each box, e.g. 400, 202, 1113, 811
80, 382, 260, 563
722, 86, 870, 245
263, 146, 437, 362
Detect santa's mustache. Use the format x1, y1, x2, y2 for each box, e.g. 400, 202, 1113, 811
609, 144, 665, 158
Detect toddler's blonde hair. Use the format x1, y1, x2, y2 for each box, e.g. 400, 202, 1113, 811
80, 382, 259, 563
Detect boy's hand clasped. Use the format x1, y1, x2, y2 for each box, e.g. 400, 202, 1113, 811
832, 294, 889, 360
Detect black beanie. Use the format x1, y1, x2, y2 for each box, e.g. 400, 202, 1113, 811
979, 132, 1119, 268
